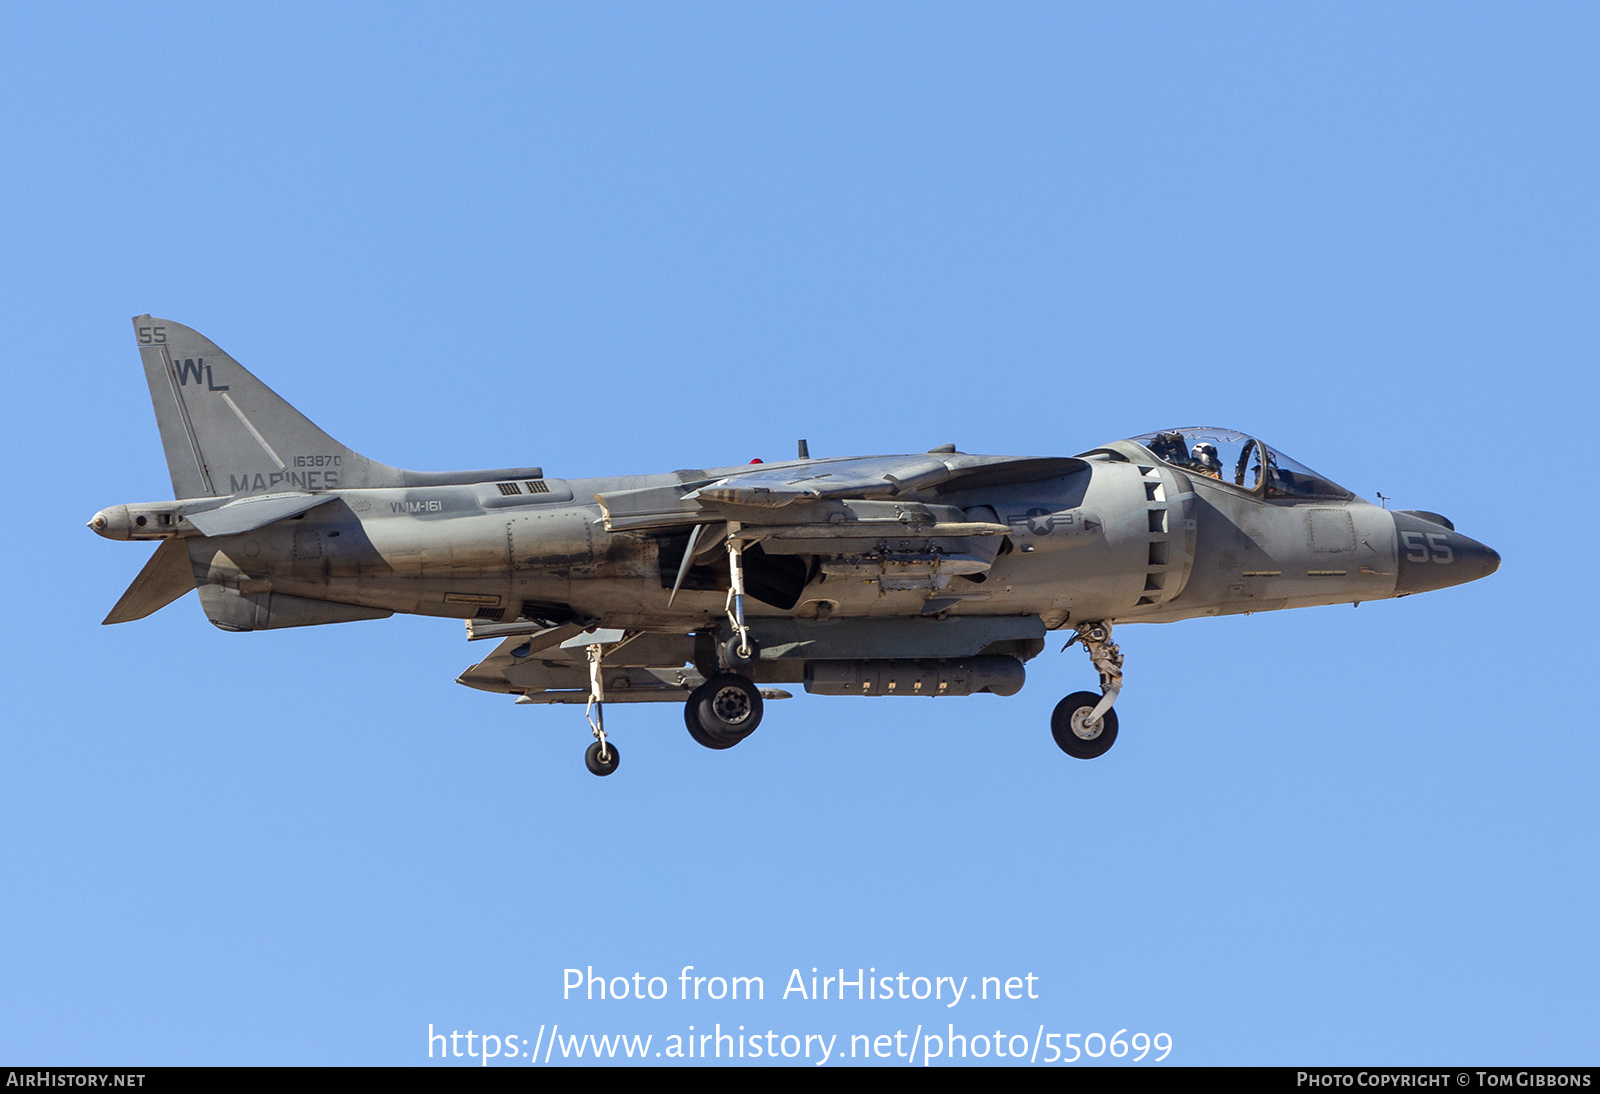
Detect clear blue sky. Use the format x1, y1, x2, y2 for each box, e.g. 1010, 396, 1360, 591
1, 2, 1594, 1066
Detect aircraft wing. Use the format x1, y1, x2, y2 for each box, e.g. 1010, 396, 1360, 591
455, 624, 589, 692
693, 453, 1085, 507
456, 627, 794, 704
596, 453, 1084, 531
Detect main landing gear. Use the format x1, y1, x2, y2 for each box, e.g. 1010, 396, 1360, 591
685, 674, 764, 749
1052, 621, 1124, 760
685, 527, 764, 750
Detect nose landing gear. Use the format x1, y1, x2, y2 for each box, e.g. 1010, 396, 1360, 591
1051, 692, 1119, 759
1053, 621, 1124, 759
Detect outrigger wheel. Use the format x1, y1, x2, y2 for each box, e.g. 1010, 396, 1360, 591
721, 634, 761, 670
1050, 691, 1119, 760
684, 673, 764, 750
584, 739, 620, 776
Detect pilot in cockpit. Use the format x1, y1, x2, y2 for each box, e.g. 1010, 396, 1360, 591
1189, 442, 1223, 478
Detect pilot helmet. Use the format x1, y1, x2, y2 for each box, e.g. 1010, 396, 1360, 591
1191, 442, 1220, 468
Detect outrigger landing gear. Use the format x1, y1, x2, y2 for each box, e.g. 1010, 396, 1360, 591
585, 738, 620, 776
722, 526, 761, 669
684, 527, 765, 750
1052, 621, 1124, 759
581, 636, 621, 776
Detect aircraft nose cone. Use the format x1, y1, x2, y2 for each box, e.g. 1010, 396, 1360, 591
1392, 510, 1500, 595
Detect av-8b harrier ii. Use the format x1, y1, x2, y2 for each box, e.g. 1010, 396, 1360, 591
90, 318, 1499, 776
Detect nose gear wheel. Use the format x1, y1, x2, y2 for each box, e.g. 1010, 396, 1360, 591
1051, 691, 1119, 759
1053, 620, 1125, 759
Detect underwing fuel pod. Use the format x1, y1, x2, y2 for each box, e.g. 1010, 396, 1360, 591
90, 318, 1501, 776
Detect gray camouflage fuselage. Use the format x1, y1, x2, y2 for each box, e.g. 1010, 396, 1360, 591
90, 317, 1499, 708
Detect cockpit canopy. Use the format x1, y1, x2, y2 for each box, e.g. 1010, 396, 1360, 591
1128, 427, 1352, 500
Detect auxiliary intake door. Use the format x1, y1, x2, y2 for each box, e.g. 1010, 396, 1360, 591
1136, 463, 1197, 608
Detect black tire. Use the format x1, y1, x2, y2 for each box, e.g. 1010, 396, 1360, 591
722, 635, 761, 670
584, 740, 621, 776
1050, 691, 1119, 759
694, 673, 763, 746
684, 682, 741, 750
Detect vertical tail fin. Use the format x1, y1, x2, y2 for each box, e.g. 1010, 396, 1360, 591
134, 315, 406, 499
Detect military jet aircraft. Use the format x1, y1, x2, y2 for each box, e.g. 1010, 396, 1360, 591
90, 317, 1500, 776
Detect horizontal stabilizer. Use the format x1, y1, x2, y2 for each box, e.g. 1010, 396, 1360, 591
186, 492, 338, 537
103, 539, 195, 624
